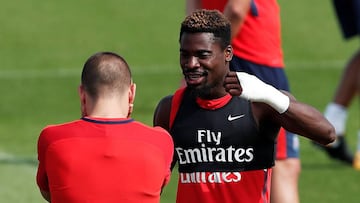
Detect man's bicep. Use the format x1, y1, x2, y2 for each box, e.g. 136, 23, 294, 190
153, 95, 172, 131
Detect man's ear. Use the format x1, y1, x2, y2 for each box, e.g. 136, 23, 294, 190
78, 85, 87, 117
129, 83, 136, 105
225, 45, 233, 62
127, 83, 136, 118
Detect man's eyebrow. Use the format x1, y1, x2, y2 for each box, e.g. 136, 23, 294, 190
197, 49, 212, 54
179, 48, 212, 54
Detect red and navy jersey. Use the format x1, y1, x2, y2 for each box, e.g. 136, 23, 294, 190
36, 117, 173, 203
170, 88, 276, 203
201, 0, 284, 67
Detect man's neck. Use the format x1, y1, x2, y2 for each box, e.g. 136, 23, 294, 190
86, 98, 129, 118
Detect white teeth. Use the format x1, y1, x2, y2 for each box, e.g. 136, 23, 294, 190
187, 72, 204, 78
189, 74, 201, 79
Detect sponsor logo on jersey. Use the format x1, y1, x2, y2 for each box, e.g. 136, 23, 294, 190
180, 172, 242, 183
176, 129, 254, 164
176, 145, 254, 164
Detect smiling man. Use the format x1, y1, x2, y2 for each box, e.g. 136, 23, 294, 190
153, 9, 335, 203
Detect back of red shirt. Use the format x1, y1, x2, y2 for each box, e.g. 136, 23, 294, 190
36, 118, 173, 203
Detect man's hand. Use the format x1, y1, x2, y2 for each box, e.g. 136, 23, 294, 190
224, 71, 243, 96
224, 71, 290, 114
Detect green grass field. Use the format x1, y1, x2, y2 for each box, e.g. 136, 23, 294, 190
0, 0, 359, 202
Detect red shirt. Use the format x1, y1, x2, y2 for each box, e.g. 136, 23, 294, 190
36, 117, 174, 203
201, 0, 284, 67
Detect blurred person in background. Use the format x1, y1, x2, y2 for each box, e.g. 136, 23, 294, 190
317, 0, 360, 168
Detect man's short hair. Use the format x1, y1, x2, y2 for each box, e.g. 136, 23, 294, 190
180, 9, 231, 49
81, 52, 132, 99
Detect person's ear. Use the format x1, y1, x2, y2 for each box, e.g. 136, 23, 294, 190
129, 83, 136, 105
78, 85, 87, 117
225, 45, 233, 62
127, 83, 136, 118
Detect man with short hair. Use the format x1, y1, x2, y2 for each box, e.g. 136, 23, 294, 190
154, 9, 335, 203
36, 52, 174, 203
185, 1, 302, 202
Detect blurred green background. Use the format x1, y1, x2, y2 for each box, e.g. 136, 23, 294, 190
0, 0, 359, 202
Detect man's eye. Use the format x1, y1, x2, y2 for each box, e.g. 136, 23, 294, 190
198, 54, 211, 59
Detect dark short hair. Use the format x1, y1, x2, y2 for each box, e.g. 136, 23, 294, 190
180, 9, 231, 49
81, 52, 132, 99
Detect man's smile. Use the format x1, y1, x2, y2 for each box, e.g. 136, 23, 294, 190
184, 70, 208, 85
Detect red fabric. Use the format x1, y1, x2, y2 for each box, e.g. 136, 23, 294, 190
201, 0, 284, 67
275, 127, 287, 159
196, 93, 232, 110
176, 169, 272, 203
36, 118, 173, 203
170, 88, 186, 129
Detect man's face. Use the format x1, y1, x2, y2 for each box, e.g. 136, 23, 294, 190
179, 32, 231, 98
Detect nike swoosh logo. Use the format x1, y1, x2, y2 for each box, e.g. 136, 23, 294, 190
227, 114, 245, 121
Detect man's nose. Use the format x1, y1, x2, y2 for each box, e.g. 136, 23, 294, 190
186, 56, 200, 68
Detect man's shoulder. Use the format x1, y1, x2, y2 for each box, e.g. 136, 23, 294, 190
159, 94, 173, 104
129, 121, 174, 150
132, 121, 170, 136
39, 119, 84, 141
41, 119, 83, 133
37, 120, 84, 149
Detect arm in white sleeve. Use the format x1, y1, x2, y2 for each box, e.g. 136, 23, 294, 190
236, 72, 290, 114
